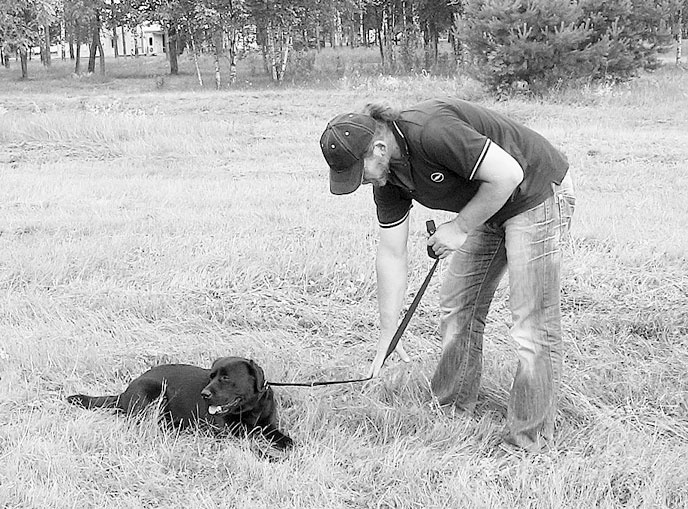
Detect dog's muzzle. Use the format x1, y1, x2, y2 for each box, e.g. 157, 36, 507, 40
207, 397, 242, 416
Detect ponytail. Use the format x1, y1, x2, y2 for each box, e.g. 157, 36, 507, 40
362, 102, 401, 122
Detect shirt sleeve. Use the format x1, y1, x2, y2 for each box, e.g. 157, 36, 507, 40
373, 185, 412, 228
420, 116, 491, 181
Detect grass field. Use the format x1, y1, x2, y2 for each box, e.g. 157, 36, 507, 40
1, 53, 687, 508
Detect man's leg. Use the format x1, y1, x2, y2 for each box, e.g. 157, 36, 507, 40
431, 223, 507, 411
502, 186, 572, 451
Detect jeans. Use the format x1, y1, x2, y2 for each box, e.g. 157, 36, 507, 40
431, 172, 575, 451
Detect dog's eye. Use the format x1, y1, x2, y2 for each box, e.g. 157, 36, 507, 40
221, 376, 233, 383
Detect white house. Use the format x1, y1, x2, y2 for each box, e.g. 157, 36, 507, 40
106, 23, 166, 57
31, 22, 166, 59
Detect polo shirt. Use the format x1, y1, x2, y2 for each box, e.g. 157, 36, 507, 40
374, 98, 569, 228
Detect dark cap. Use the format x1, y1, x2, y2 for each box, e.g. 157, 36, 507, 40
320, 113, 377, 195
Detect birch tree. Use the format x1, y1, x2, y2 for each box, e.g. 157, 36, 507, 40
247, 0, 297, 81
191, 0, 245, 88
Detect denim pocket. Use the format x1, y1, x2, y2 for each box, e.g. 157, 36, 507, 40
554, 186, 575, 237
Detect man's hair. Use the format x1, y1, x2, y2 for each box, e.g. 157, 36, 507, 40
360, 102, 400, 156
362, 102, 401, 122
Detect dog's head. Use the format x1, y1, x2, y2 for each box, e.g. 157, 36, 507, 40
201, 357, 267, 416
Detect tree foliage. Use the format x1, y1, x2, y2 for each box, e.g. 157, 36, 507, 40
1, 0, 686, 86
456, 0, 680, 94
0, 0, 39, 77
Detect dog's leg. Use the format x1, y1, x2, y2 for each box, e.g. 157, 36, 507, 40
260, 424, 293, 450
118, 378, 167, 416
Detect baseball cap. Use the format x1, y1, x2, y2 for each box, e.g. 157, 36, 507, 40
320, 113, 377, 195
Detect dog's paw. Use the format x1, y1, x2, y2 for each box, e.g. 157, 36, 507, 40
272, 434, 294, 451
253, 442, 292, 462
66, 394, 88, 407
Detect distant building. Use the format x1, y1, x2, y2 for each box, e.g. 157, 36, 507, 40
31, 23, 167, 59
107, 23, 166, 57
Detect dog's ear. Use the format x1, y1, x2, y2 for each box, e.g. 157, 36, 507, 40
247, 359, 266, 392
209, 357, 224, 371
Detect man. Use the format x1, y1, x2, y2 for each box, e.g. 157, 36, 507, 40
319, 98, 575, 452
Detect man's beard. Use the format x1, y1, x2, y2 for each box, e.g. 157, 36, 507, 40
363, 168, 390, 187
369, 176, 388, 187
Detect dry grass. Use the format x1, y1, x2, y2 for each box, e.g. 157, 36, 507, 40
0, 56, 687, 508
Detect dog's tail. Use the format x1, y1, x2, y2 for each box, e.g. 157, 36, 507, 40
67, 394, 120, 409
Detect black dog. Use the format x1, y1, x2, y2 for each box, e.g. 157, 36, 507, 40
67, 356, 293, 450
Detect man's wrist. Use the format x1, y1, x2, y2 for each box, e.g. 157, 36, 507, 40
453, 213, 470, 234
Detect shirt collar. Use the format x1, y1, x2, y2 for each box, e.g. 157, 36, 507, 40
388, 121, 415, 192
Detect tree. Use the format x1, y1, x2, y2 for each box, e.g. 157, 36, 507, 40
131, 0, 197, 76
676, 2, 684, 64
64, 0, 104, 74
247, 0, 298, 81
87, 7, 105, 73
0, 0, 39, 78
418, 0, 456, 65
456, 0, 677, 94
191, 0, 246, 87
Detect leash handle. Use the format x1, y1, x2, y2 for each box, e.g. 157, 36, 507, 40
426, 220, 438, 259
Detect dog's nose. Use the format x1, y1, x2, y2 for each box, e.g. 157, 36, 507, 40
201, 389, 211, 399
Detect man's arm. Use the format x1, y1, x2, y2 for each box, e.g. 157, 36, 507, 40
368, 213, 411, 377
428, 142, 524, 258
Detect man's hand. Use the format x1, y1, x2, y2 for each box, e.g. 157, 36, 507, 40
427, 219, 469, 259
368, 339, 411, 378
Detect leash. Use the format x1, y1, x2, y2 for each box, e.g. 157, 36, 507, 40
268, 220, 440, 388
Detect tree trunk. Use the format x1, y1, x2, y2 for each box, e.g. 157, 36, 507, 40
168, 24, 179, 74
278, 31, 292, 81
214, 47, 221, 88
113, 18, 119, 57
61, 20, 66, 59
267, 21, 278, 81
190, 33, 203, 87
44, 25, 52, 66
88, 18, 99, 73
676, 8, 683, 66
39, 27, 46, 64
19, 46, 28, 78
213, 30, 222, 88
227, 29, 237, 84
121, 26, 127, 55
74, 23, 81, 72
97, 37, 105, 74
333, 9, 342, 47
377, 27, 384, 66
358, 10, 364, 47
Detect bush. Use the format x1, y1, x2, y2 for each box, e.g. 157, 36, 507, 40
455, 0, 668, 95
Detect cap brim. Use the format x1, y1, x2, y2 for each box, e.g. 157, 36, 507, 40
329, 160, 364, 195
